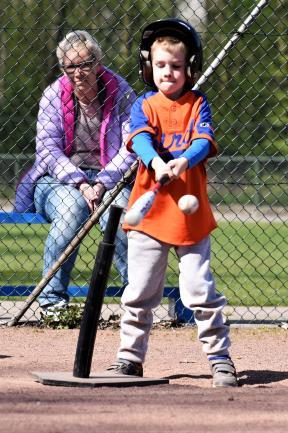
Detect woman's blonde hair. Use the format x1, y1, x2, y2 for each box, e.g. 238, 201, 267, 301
56, 30, 103, 65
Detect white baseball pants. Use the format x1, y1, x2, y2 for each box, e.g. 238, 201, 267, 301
117, 230, 231, 363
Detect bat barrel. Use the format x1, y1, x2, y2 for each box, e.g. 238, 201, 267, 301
73, 205, 123, 378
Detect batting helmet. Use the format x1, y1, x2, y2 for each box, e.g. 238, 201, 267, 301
139, 18, 203, 88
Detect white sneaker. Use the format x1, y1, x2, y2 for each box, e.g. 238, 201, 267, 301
41, 300, 68, 321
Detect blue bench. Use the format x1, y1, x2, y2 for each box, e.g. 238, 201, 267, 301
0, 211, 194, 323
0, 284, 193, 323
0, 211, 48, 224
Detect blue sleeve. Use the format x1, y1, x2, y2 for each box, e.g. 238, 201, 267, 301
131, 132, 159, 168
129, 92, 156, 134
194, 92, 215, 141
181, 138, 211, 168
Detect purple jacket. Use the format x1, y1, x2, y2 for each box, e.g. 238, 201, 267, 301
15, 67, 136, 212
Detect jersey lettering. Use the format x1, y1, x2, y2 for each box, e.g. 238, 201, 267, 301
154, 118, 194, 152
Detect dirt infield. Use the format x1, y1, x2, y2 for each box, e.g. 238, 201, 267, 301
0, 326, 288, 433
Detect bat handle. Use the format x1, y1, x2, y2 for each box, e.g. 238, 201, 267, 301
152, 174, 170, 193
150, 174, 170, 194
159, 174, 170, 186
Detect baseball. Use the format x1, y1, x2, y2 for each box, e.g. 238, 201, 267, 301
178, 195, 199, 215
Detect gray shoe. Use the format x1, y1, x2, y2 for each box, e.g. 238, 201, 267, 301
106, 359, 143, 377
209, 357, 238, 388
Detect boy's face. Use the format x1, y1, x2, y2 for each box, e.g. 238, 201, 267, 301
151, 46, 186, 100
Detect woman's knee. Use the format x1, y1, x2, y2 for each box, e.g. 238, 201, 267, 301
48, 187, 89, 223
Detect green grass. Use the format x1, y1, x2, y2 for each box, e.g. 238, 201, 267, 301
211, 221, 288, 306
0, 221, 287, 306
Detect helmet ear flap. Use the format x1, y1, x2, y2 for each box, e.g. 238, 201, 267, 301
186, 54, 202, 87
187, 49, 203, 74
186, 49, 203, 87
139, 49, 154, 87
186, 54, 196, 78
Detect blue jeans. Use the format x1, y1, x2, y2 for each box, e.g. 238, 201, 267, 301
34, 171, 130, 307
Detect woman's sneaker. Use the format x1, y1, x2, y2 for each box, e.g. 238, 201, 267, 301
106, 359, 143, 377
41, 300, 68, 321
209, 357, 238, 388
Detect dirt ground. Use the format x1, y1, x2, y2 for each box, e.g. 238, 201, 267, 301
0, 325, 288, 433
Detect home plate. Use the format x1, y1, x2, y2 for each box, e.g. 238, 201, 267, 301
32, 371, 169, 387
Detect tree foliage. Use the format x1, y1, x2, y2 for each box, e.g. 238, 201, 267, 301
204, 0, 287, 156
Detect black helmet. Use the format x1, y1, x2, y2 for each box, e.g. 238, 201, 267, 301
139, 18, 203, 87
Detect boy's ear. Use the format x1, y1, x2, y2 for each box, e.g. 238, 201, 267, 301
139, 50, 154, 87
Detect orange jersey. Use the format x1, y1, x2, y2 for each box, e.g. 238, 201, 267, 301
123, 90, 218, 245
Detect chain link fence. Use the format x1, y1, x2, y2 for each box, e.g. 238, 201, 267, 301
0, 0, 287, 325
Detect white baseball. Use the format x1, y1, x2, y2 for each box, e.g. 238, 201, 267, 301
178, 195, 199, 215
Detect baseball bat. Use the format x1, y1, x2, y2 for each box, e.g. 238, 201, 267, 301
7, 0, 268, 326
124, 174, 170, 226
193, 0, 269, 90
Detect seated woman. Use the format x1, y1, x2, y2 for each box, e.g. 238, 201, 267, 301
15, 30, 136, 314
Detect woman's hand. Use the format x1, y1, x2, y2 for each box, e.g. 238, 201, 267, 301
79, 182, 105, 212
92, 183, 106, 207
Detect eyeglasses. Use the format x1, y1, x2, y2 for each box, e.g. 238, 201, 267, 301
61, 58, 96, 74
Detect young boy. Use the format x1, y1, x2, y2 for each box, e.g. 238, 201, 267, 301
107, 18, 238, 388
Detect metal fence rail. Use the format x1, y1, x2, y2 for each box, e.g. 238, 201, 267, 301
0, 0, 287, 324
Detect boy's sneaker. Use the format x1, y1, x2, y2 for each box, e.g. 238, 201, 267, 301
106, 359, 143, 377
41, 300, 68, 321
209, 357, 238, 388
